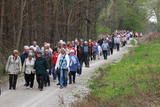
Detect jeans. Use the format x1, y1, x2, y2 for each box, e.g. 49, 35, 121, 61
93, 52, 97, 60
60, 69, 68, 87
103, 50, 108, 59
110, 48, 113, 55
116, 43, 120, 51
44, 73, 50, 86
51, 65, 56, 80
83, 53, 89, 67
78, 60, 83, 75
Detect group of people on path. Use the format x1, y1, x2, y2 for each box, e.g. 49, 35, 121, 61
5, 30, 135, 91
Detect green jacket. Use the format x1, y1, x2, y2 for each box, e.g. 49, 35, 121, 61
34, 57, 48, 75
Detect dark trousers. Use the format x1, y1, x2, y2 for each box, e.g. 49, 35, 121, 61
56, 70, 60, 84
103, 50, 108, 59
36, 74, 44, 90
93, 52, 97, 60
24, 72, 27, 86
83, 53, 89, 67
51, 65, 56, 80
69, 71, 76, 84
116, 43, 120, 51
76, 60, 83, 75
44, 73, 50, 86
9, 74, 18, 90
25, 73, 35, 88
110, 48, 113, 55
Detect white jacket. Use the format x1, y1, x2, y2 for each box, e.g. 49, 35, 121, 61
114, 37, 121, 44
98, 46, 102, 54
22, 58, 36, 74
5, 55, 22, 75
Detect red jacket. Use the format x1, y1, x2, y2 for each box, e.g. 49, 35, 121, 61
52, 53, 59, 65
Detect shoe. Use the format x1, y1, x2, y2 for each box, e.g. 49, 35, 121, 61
24, 84, 27, 86
57, 83, 60, 85
40, 89, 43, 91
26, 86, 30, 89
59, 86, 63, 89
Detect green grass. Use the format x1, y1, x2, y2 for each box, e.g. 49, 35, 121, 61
89, 40, 160, 99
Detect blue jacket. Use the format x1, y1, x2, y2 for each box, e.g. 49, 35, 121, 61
93, 45, 98, 54
69, 55, 80, 72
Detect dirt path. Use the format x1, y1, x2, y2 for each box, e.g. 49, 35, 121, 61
0, 40, 133, 107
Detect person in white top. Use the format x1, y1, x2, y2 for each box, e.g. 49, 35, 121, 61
114, 36, 121, 51
22, 53, 36, 89
5, 50, 22, 90
97, 43, 102, 60
55, 48, 70, 89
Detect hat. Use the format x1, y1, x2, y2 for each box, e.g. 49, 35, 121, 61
24, 46, 29, 49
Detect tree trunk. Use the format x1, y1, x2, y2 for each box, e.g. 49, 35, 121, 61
0, 0, 4, 47
16, 0, 26, 49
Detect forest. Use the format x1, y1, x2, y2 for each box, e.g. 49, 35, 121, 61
0, 0, 159, 69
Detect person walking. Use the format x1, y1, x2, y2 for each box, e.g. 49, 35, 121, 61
102, 40, 109, 60
30, 41, 40, 53
34, 51, 48, 91
22, 53, 35, 89
109, 36, 115, 55
55, 48, 70, 89
20, 46, 30, 86
82, 41, 90, 67
69, 50, 80, 84
43, 49, 52, 86
5, 50, 22, 90
92, 42, 98, 60
77, 40, 83, 75
114, 36, 121, 51
51, 49, 59, 81
97, 43, 102, 60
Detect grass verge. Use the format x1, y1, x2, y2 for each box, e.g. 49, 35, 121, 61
72, 39, 160, 107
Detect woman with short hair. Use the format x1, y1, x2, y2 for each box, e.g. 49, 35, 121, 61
22, 53, 36, 89
55, 48, 70, 89
5, 50, 22, 90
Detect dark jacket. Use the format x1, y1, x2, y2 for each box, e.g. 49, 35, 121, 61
34, 57, 48, 75
98, 39, 103, 46
43, 54, 52, 69
109, 38, 115, 48
77, 45, 83, 61
20, 53, 28, 65
82, 45, 90, 54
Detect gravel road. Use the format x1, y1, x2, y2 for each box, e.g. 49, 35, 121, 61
0, 41, 132, 107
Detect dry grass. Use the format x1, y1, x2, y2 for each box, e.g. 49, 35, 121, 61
140, 32, 160, 44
